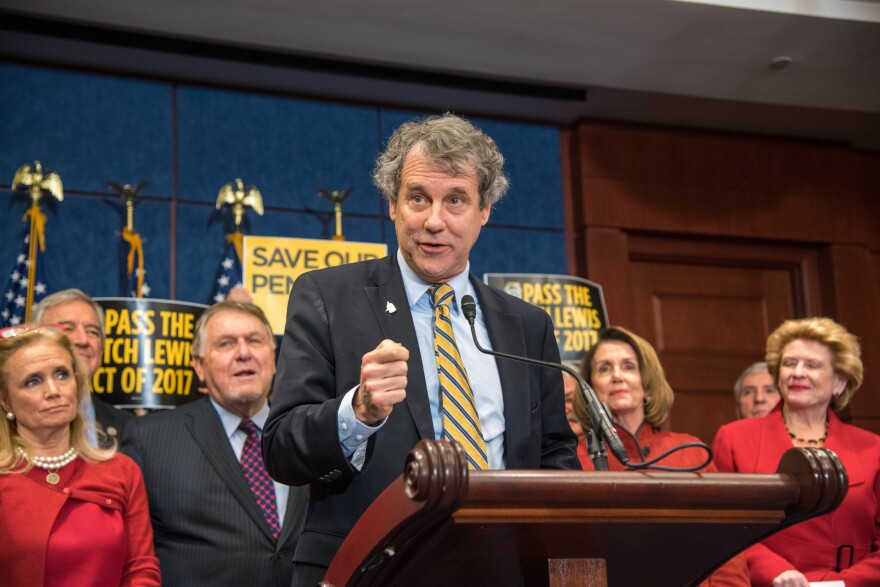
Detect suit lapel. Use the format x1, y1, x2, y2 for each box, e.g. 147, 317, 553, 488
185, 398, 276, 543
472, 278, 530, 468
755, 411, 789, 472
278, 486, 307, 546
364, 255, 434, 440
824, 411, 864, 485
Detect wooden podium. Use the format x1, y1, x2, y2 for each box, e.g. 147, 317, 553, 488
320, 440, 847, 587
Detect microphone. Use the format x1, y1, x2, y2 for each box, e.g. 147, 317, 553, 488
460, 295, 629, 470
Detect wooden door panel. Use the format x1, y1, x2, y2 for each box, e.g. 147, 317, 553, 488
629, 262, 794, 445
666, 390, 736, 450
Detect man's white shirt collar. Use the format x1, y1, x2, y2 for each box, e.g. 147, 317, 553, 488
210, 396, 271, 440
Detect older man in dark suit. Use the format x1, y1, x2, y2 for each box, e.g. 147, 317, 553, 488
263, 113, 580, 586
122, 301, 307, 587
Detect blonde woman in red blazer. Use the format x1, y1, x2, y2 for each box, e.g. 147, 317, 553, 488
0, 325, 159, 587
714, 317, 880, 587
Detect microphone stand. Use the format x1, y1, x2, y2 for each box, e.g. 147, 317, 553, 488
585, 428, 608, 471
460, 295, 628, 470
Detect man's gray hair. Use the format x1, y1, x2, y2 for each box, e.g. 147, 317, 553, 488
30, 288, 105, 336
192, 301, 276, 358
733, 361, 770, 401
372, 113, 510, 209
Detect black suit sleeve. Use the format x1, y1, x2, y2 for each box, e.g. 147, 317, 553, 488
263, 271, 361, 487
535, 306, 581, 470
92, 396, 135, 448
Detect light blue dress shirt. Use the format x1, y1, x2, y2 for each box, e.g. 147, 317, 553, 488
210, 397, 289, 525
337, 250, 507, 469
82, 393, 99, 447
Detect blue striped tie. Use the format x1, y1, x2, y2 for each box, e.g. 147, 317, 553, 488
431, 284, 488, 470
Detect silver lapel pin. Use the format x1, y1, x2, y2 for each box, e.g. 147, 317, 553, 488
385, 301, 397, 314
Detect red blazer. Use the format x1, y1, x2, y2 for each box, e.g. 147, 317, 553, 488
578, 423, 715, 472
713, 406, 880, 587
0, 452, 160, 587
579, 424, 749, 587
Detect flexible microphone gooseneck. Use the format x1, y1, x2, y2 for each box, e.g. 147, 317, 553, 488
459, 295, 629, 470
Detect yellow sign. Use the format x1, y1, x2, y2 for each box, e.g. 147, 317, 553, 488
92, 298, 207, 409
243, 236, 388, 334
484, 273, 609, 363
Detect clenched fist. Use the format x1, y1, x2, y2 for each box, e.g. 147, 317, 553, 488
353, 339, 409, 425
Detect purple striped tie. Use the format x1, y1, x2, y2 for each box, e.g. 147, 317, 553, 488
238, 419, 281, 539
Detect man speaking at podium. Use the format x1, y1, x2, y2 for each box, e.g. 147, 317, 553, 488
264, 113, 580, 586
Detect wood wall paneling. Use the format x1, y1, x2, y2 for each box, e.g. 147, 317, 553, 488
817, 244, 880, 430
574, 123, 868, 244
560, 127, 582, 277
629, 260, 795, 444
583, 227, 632, 327
567, 119, 880, 439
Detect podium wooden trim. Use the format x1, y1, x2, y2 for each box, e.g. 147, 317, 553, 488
321, 440, 847, 587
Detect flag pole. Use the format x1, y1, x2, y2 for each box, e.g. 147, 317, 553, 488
24, 203, 41, 320
213, 179, 264, 302
12, 161, 63, 321
318, 189, 353, 241
109, 182, 149, 298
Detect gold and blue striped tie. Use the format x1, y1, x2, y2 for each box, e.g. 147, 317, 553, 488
431, 283, 488, 470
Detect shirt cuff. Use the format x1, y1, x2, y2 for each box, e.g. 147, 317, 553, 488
338, 386, 383, 462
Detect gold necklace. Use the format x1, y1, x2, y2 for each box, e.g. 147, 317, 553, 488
17, 447, 78, 485
784, 419, 828, 446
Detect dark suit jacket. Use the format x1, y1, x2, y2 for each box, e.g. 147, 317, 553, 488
263, 253, 579, 576
122, 397, 309, 587
92, 395, 134, 447
713, 406, 880, 585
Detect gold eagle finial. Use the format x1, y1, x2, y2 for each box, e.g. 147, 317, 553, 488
12, 160, 64, 205
216, 178, 264, 228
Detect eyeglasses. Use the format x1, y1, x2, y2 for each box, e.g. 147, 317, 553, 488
0, 323, 66, 340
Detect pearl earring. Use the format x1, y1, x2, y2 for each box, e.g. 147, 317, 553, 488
5, 411, 14, 421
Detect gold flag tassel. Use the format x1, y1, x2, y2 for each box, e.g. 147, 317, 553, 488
227, 230, 244, 262
23, 204, 47, 320
122, 228, 146, 298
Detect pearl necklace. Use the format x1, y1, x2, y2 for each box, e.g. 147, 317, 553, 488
18, 447, 78, 485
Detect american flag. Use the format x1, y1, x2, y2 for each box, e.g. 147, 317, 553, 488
210, 239, 243, 303
121, 226, 151, 298
127, 266, 151, 298
1, 233, 49, 327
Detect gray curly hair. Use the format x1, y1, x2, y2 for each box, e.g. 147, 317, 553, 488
372, 113, 510, 209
